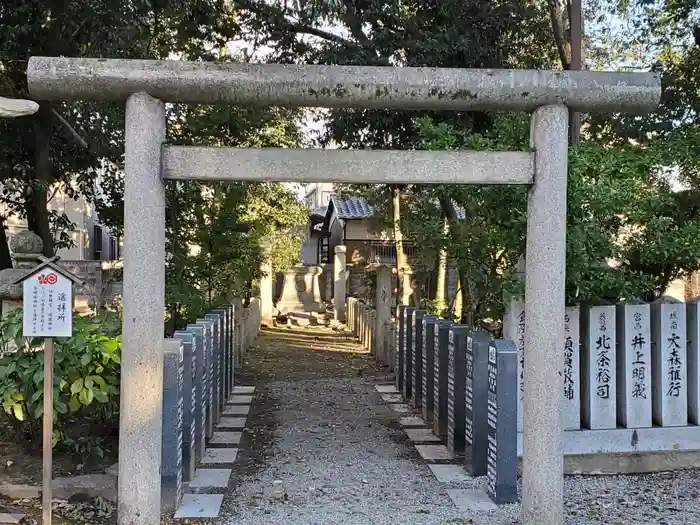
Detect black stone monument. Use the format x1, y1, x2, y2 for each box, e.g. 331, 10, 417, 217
421, 315, 438, 422
403, 307, 416, 399
447, 325, 469, 454
396, 305, 406, 393
465, 331, 491, 476
486, 339, 518, 505
161, 340, 184, 511
433, 321, 452, 437
173, 330, 197, 482
411, 310, 426, 408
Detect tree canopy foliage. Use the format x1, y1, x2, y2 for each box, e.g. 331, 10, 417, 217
231, 0, 700, 326
1, 0, 307, 329
2, 0, 700, 330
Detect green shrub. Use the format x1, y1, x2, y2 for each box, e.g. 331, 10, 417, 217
0, 308, 121, 456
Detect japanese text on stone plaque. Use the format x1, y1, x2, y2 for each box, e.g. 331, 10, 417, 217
486, 344, 497, 496
517, 310, 525, 394
564, 313, 575, 401
666, 310, 682, 397
465, 337, 474, 443
22, 269, 72, 338
631, 312, 648, 399
595, 312, 612, 399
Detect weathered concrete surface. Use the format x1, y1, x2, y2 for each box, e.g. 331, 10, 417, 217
162, 147, 534, 185
0, 484, 41, 500
27, 57, 660, 112
118, 92, 166, 525
563, 452, 700, 475
522, 105, 569, 525
52, 474, 117, 502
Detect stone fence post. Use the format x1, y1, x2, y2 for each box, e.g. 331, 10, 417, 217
376, 265, 392, 363
334, 245, 347, 322
260, 260, 274, 326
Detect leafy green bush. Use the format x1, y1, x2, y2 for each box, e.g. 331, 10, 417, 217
0, 308, 121, 456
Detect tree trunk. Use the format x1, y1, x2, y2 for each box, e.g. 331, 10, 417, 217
438, 197, 470, 324
452, 275, 463, 321
32, 105, 55, 257
434, 217, 448, 314
391, 185, 408, 307
458, 270, 470, 326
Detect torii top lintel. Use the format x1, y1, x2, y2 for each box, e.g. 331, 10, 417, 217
27, 57, 660, 114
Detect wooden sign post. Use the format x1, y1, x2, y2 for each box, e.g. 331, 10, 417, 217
14, 256, 83, 525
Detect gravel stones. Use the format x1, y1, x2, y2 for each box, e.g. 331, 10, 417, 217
217, 378, 481, 524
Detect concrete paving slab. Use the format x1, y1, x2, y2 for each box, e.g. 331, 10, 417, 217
223, 405, 250, 416
381, 394, 403, 403
447, 489, 498, 512
428, 464, 472, 483
202, 448, 239, 464
375, 384, 399, 393
228, 395, 253, 404
217, 417, 247, 429
232, 386, 255, 394
389, 404, 411, 414
399, 416, 427, 427
174, 493, 224, 518
211, 431, 242, 445
188, 469, 232, 489
405, 428, 442, 442
415, 445, 454, 461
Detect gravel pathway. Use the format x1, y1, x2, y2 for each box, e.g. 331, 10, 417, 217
217, 377, 482, 525
215, 326, 700, 525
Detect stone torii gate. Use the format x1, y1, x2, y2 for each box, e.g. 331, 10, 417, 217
27, 57, 659, 525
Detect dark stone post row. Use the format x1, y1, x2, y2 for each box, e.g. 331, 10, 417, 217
394, 312, 518, 507
162, 302, 240, 512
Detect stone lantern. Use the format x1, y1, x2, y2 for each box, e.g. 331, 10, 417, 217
0, 231, 44, 314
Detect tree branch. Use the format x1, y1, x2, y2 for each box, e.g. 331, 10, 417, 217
234, 0, 390, 64
340, 0, 373, 48
548, 0, 571, 70
51, 108, 88, 149
235, 0, 354, 46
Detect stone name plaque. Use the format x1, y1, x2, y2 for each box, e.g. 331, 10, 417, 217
396, 305, 406, 392
403, 308, 416, 400
161, 339, 184, 511
411, 310, 426, 409
187, 324, 207, 460
196, 319, 216, 436
173, 330, 196, 482
651, 297, 687, 427
486, 339, 517, 505
582, 305, 616, 430
447, 325, 469, 454
213, 308, 230, 400
688, 299, 700, 425
205, 313, 224, 415
433, 321, 451, 437
465, 331, 491, 476
563, 306, 581, 430
503, 297, 525, 432
616, 301, 652, 428
422, 316, 438, 422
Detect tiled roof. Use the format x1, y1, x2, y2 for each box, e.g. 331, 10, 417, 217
323, 194, 464, 222
329, 195, 374, 220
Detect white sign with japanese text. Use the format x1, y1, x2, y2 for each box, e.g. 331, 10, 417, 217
22, 268, 72, 337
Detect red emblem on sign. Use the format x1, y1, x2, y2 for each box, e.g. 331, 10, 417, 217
37, 273, 58, 285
